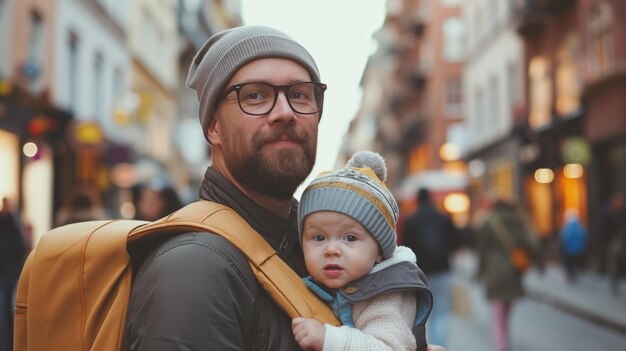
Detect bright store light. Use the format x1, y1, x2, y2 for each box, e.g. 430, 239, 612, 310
439, 143, 461, 161
22, 142, 38, 158
534, 168, 554, 184
443, 192, 470, 213
563, 163, 583, 179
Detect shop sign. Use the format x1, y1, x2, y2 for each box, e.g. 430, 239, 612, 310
69, 121, 105, 151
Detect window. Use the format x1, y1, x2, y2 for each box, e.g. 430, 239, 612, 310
475, 87, 485, 134
141, 11, 162, 76
587, 1, 613, 78
442, 17, 465, 62
93, 53, 105, 121
445, 78, 463, 118
28, 11, 45, 64
474, 6, 483, 45
26, 11, 45, 90
529, 57, 552, 129
555, 34, 582, 116
506, 61, 519, 109
112, 67, 123, 105
111, 67, 126, 125
489, 76, 500, 131
488, 0, 498, 31
67, 31, 80, 113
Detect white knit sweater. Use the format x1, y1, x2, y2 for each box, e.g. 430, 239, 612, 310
322, 246, 418, 351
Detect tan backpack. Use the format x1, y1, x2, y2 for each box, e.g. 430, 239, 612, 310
14, 200, 339, 351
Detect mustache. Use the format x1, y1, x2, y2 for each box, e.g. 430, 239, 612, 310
254, 126, 307, 147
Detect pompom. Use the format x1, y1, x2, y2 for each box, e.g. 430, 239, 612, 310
347, 151, 387, 182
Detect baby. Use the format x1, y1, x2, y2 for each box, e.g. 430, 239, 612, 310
293, 151, 433, 351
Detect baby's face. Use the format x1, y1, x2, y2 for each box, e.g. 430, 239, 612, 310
301, 211, 382, 289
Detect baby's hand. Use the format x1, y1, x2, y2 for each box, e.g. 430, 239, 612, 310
291, 317, 325, 351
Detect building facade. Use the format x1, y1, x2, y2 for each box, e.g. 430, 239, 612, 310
462, 0, 527, 227
343, 0, 469, 224
0, 0, 73, 245
0, 0, 243, 243
515, 0, 626, 267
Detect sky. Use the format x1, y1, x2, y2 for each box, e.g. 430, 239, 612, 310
240, 0, 387, 197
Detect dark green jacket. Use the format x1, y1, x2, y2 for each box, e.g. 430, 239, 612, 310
477, 202, 540, 301
123, 167, 305, 350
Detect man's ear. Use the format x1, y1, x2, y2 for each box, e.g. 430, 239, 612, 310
206, 117, 221, 145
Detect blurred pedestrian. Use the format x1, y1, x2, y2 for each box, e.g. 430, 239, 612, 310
476, 197, 540, 351
469, 190, 498, 249
401, 188, 462, 347
134, 184, 183, 221
0, 197, 28, 351
559, 209, 587, 283
55, 185, 108, 226
603, 194, 626, 294
600, 193, 625, 273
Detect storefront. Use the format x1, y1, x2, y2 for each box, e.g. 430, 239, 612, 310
0, 81, 72, 246
584, 71, 626, 270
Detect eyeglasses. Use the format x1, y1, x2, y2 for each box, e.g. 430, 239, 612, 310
221, 81, 327, 116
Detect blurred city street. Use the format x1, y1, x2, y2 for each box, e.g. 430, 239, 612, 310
447, 252, 626, 351
2, 0, 626, 350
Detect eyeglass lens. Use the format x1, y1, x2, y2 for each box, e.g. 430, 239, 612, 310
237, 82, 323, 115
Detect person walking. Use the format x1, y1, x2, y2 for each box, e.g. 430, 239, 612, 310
134, 184, 183, 221
122, 25, 445, 351
559, 209, 587, 283
600, 193, 625, 273
0, 198, 27, 351
401, 188, 461, 347
477, 198, 540, 351
55, 186, 109, 226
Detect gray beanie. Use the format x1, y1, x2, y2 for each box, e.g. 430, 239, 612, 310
298, 151, 399, 259
186, 25, 321, 142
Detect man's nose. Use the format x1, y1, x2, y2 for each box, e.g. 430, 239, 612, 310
267, 92, 295, 123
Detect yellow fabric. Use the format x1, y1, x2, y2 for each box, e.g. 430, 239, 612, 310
14, 201, 339, 351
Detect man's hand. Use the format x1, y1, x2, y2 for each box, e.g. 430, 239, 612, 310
292, 317, 325, 351
427, 345, 447, 351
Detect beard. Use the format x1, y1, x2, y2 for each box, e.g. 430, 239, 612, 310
226, 125, 317, 200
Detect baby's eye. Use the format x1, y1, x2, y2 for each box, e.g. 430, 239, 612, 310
313, 234, 325, 242
344, 234, 358, 242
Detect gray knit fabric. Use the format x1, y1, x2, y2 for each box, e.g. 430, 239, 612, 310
298, 151, 399, 259
186, 25, 321, 141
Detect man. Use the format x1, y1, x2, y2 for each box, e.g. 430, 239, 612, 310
401, 188, 461, 348
0, 198, 27, 351
123, 25, 445, 351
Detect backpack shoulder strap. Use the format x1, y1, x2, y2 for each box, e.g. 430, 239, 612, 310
130, 200, 340, 326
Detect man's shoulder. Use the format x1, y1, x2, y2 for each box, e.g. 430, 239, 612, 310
154, 231, 249, 262
130, 230, 259, 295
130, 230, 252, 278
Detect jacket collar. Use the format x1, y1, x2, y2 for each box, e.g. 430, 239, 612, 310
198, 167, 306, 275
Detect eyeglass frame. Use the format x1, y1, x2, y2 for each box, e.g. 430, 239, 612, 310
220, 81, 327, 116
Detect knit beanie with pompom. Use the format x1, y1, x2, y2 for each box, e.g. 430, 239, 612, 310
298, 151, 399, 259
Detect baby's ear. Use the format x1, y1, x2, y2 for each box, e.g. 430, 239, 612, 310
375, 254, 383, 264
